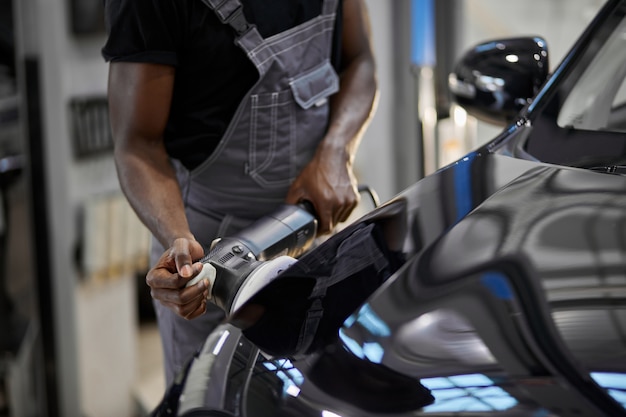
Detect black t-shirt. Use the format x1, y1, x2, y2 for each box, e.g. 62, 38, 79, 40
102, 0, 342, 169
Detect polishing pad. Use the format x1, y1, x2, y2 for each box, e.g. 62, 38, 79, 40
229, 255, 297, 313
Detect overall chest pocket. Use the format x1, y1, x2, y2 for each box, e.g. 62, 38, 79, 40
247, 61, 339, 188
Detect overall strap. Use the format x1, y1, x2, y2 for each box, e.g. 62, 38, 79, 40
199, 0, 252, 35
322, 0, 341, 16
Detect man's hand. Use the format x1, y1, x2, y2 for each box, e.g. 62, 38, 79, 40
287, 0, 377, 235
286, 145, 360, 235
146, 237, 210, 320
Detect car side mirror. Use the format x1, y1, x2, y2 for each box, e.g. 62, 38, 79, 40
449, 37, 549, 126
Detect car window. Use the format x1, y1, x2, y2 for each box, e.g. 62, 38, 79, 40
557, 17, 626, 133
521, 5, 626, 169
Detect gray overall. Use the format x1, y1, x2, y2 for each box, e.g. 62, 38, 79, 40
151, 0, 341, 385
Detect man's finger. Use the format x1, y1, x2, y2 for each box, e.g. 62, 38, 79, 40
146, 269, 190, 289
160, 298, 207, 320
171, 238, 195, 278
337, 198, 358, 225
151, 279, 207, 304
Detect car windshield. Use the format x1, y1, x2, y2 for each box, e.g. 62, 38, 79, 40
557, 17, 626, 133
521, 2, 626, 169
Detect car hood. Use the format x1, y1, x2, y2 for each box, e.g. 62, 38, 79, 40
166, 152, 626, 417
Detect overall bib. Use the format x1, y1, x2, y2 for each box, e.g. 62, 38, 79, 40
152, 0, 341, 385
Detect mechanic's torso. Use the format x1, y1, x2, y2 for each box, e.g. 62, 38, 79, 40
165, 0, 341, 169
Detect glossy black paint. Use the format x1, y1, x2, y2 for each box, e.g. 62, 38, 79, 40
449, 37, 549, 126
154, 1, 626, 416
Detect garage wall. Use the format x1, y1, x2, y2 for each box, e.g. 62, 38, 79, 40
351, 1, 397, 202
13, 0, 137, 416
463, 0, 605, 64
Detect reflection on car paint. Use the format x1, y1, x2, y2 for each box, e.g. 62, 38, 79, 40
261, 359, 303, 398
421, 374, 519, 413
590, 373, 626, 410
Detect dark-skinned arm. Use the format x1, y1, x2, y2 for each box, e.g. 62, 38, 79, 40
108, 62, 209, 319
286, 0, 379, 234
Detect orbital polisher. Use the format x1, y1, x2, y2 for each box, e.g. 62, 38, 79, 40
185, 203, 317, 315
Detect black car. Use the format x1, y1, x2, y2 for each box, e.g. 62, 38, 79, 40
153, 0, 626, 415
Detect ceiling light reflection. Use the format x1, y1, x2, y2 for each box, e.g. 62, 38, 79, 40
421, 374, 518, 413
591, 372, 626, 409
